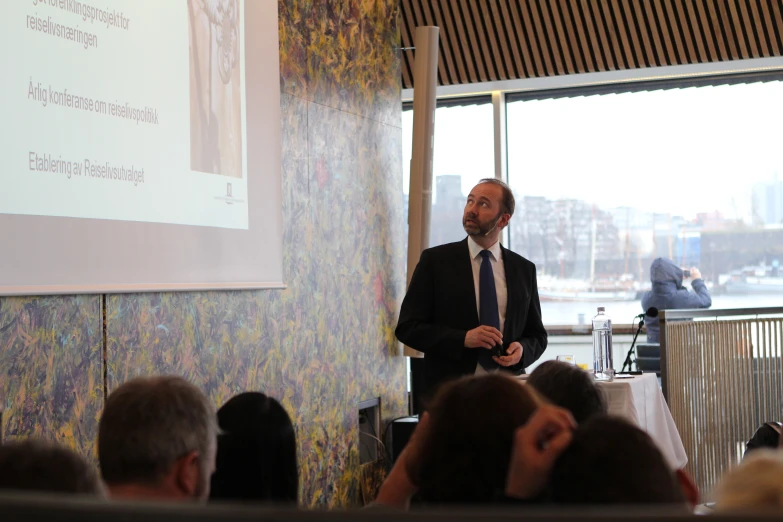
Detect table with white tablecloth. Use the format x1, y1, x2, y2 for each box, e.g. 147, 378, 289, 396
598, 373, 688, 470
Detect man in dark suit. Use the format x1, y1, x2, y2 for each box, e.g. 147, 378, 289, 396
396, 179, 547, 402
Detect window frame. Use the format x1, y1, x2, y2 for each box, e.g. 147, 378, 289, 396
400, 57, 783, 326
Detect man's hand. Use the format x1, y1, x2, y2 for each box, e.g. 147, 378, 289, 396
494, 341, 522, 366
505, 405, 576, 500
464, 325, 502, 349
689, 267, 702, 280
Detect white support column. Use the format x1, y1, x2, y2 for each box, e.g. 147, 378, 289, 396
492, 91, 507, 182
404, 26, 440, 358
492, 91, 511, 247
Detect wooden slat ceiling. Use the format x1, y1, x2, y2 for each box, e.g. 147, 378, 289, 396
400, 0, 783, 89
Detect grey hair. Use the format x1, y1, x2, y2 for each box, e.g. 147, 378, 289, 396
98, 376, 217, 486
477, 178, 515, 217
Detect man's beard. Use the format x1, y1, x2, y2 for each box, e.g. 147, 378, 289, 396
463, 212, 502, 236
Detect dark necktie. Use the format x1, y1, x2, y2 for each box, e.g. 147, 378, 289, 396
478, 250, 500, 371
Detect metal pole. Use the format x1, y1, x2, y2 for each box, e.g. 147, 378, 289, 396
492, 91, 510, 247
404, 26, 440, 358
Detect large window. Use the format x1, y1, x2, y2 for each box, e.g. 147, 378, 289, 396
402, 100, 494, 248
506, 79, 783, 325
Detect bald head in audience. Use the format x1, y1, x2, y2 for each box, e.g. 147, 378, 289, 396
98, 376, 218, 502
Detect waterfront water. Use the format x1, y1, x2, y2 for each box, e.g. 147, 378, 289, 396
541, 293, 782, 325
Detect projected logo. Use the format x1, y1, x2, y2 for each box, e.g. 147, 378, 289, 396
215, 181, 245, 206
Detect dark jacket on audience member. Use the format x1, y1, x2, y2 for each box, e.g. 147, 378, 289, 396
641, 258, 711, 343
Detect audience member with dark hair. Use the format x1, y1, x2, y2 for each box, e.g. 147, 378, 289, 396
414, 374, 540, 503
550, 415, 687, 505
0, 440, 104, 496
209, 392, 299, 504
98, 375, 218, 502
744, 421, 781, 457
527, 361, 607, 424
375, 373, 576, 507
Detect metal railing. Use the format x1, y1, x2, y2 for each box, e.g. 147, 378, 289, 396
660, 307, 783, 499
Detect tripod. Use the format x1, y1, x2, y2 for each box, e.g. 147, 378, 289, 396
621, 316, 645, 373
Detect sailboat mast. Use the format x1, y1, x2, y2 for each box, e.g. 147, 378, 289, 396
590, 217, 597, 292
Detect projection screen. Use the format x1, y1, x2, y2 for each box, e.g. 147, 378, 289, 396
0, 0, 283, 295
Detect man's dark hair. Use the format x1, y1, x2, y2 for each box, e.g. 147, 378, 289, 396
478, 178, 515, 217
745, 422, 781, 457
0, 439, 103, 495
527, 361, 607, 424
98, 376, 217, 487
414, 374, 540, 504
209, 392, 299, 504
551, 415, 685, 504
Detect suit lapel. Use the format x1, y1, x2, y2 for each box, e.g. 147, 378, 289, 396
456, 238, 479, 326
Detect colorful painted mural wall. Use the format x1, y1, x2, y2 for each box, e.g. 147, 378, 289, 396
0, 0, 405, 507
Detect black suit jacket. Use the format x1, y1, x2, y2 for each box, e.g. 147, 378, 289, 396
395, 238, 548, 400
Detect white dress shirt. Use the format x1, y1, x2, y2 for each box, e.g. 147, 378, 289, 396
467, 236, 507, 374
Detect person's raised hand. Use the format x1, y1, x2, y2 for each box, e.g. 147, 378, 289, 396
505, 405, 576, 500
689, 267, 702, 280
464, 326, 502, 349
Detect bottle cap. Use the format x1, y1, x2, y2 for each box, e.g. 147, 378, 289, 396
597, 306, 605, 312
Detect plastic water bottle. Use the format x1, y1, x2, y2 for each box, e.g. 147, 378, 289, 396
592, 307, 614, 381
